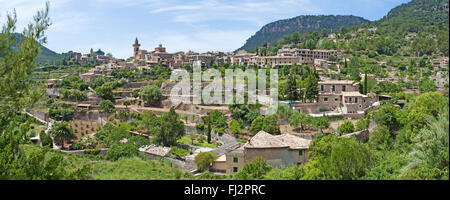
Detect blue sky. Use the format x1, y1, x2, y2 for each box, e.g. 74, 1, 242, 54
1, 0, 410, 59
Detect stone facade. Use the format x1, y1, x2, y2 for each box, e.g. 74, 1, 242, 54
212, 131, 311, 174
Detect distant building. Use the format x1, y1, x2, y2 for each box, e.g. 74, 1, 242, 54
95, 49, 105, 56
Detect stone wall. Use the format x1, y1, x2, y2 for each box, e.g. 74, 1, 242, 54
340, 130, 369, 142
28, 109, 49, 122
61, 148, 108, 156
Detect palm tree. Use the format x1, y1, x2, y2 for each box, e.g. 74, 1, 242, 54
49, 122, 76, 149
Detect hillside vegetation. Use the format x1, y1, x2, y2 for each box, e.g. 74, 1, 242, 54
238, 15, 369, 52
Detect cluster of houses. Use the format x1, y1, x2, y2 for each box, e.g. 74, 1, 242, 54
132, 38, 341, 69
69, 48, 113, 65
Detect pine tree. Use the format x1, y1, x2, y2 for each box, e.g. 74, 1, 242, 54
207, 123, 212, 144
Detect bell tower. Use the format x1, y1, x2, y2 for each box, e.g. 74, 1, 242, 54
133, 37, 140, 59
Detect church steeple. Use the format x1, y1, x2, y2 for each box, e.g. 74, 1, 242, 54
133, 37, 141, 59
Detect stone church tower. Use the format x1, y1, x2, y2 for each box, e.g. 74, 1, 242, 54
133, 37, 140, 59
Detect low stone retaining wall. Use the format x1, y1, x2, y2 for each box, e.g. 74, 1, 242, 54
340, 130, 369, 142
61, 148, 108, 156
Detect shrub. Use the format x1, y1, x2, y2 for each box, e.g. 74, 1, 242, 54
234, 157, 272, 180
338, 121, 355, 135
40, 131, 53, 148
71, 142, 82, 150
78, 135, 98, 149
84, 149, 101, 155
106, 143, 139, 161
195, 152, 217, 172
171, 146, 190, 158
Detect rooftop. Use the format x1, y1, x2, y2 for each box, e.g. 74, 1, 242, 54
244, 131, 311, 150
319, 80, 356, 85
139, 145, 171, 157
342, 91, 367, 97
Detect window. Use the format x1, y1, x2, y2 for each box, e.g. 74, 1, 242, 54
342, 85, 346, 91
233, 157, 238, 163
320, 85, 324, 92
233, 167, 238, 173
355, 98, 358, 103
299, 150, 303, 156
324, 98, 328, 102
349, 97, 352, 102
335, 98, 338, 101
332, 85, 335, 92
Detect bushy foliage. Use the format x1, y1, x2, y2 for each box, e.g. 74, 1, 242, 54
151, 108, 185, 147
106, 143, 139, 161
234, 157, 272, 180
140, 84, 162, 106
303, 135, 374, 180
194, 152, 217, 171
250, 115, 280, 135
337, 121, 355, 135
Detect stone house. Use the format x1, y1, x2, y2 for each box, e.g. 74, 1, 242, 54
211, 131, 311, 174
294, 80, 377, 114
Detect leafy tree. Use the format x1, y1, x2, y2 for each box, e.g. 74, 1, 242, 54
356, 118, 370, 131
99, 100, 115, 114
39, 131, 53, 148
106, 143, 139, 161
374, 104, 400, 131
132, 90, 139, 99
285, 74, 299, 100
245, 108, 261, 123
419, 78, 436, 92
195, 152, 216, 172
140, 84, 162, 106
49, 122, 76, 149
304, 135, 373, 180
264, 165, 305, 180
0, 4, 92, 180
289, 112, 310, 131
263, 115, 281, 135
401, 109, 449, 180
92, 77, 106, 89
408, 92, 446, 131
234, 157, 272, 180
95, 82, 114, 101
203, 110, 227, 130
337, 121, 355, 135
250, 116, 265, 135
128, 135, 150, 148
123, 100, 131, 108
151, 108, 185, 147
78, 135, 98, 149
250, 115, 280, 135
313, 116, 330, 133
369, 125, 392, 150
230, 119, 242, 135
95, 125, 130, 148
206, 123, 212, 144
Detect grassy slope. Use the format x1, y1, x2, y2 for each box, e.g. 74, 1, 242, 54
21, 144, 194, 180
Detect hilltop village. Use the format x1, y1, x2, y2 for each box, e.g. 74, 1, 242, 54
23, 29, 447, 175
2, 0, 448, 181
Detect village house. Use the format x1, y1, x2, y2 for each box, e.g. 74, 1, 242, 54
292, 80, 377, 115
131, 39, 343, 69
211, 131, 312, 174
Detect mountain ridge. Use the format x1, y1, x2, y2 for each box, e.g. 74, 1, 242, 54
238, 15, 370, 52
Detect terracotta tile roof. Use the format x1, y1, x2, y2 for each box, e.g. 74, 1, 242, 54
139, 145, 171, 157
244, 131, 311, 150
342, 91, 367, 97
319, 80, 355, 85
